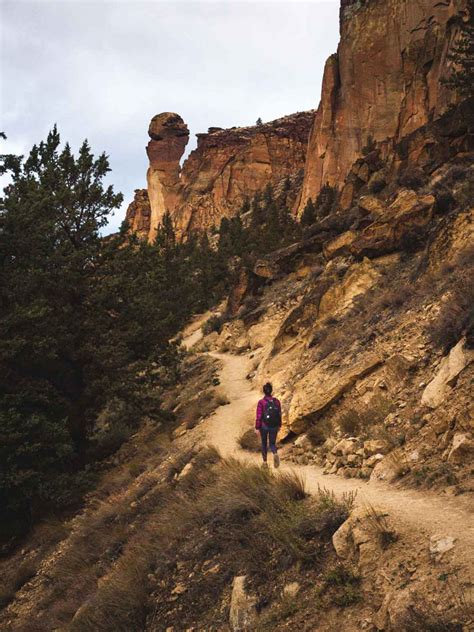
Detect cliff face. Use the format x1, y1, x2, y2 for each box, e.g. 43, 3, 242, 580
126, 111, 314, 241
297, 0, 467, 214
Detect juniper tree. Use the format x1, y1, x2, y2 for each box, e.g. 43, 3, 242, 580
301, 198, 317, 226
443, 0, 474, 98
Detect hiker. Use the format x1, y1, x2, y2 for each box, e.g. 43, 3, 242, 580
255, 382, 282, 468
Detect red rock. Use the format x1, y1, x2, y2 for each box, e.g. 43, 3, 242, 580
297, 0, 466, 215
132, 111, 314, 241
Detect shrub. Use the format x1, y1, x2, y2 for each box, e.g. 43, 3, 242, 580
89, 421, 132, 462
398, 167, 428, 190
336, 399, 392, 438
239, 428, 260, 452
401, 603, 465, 632
365, 503, 398, 548
306, 420, 332, 446
323, 564, 362, 607
368, 176, 386, 194
433, 184, 456, 214
201, 314, 226, 336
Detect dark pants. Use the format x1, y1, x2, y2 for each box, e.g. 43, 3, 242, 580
259, 425, 279, 461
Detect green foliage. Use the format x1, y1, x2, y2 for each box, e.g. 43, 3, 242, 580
323, 564, 362, 608
217, 185, 301, 266
301, 198, 317, 226
443, 1, 474, 98
300, 184, 337, 226
0, 129, 228, 536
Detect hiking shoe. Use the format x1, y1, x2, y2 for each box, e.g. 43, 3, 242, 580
273, 453, 280, 469
262, 462, 269, 469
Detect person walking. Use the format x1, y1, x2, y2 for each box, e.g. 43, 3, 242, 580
255, 382, 282, 468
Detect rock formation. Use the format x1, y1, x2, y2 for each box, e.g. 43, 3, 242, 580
125, 189, 152, 240
296, 0, 468, 214
126, 111, 314, 241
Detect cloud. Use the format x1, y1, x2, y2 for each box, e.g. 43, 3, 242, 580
1, 0, 340, 234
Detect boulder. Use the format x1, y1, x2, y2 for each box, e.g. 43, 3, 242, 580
363, 439, 391, 457
358, 195, 384, 216
323, 230, 358, 259
332, 438, 359, 457
429, 534, 456, 557
447, 432, 474, 463
288, 354, 383, 432
364, 453, 385, 468
421, 338, 474, 408
350, 190, 435, 258
370, 453, 407, 482
229, 576, 257, 631
282, 582, 301, 598
318, 259, 381, 317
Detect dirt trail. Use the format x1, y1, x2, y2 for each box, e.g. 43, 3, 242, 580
198, 349, 474, 563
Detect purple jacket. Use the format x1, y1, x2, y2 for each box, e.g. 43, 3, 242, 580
255, 396, 281, 430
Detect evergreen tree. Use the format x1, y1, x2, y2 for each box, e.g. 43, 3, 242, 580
315, 183, 336, 218
443, 0, 474, 98
0, 127, 123, 530
301, 198, 317, 226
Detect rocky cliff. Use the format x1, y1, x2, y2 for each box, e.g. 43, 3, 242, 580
296, 0, 468, 214
126, 111, 314, 241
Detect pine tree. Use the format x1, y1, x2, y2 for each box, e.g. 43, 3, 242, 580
301, 198, 317, 226
443, 0, 474, 98
0, 127, 123, 531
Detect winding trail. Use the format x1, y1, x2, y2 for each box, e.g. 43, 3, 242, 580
195, 346, 474, 565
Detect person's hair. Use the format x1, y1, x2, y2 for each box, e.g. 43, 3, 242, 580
263, 382, 273, 396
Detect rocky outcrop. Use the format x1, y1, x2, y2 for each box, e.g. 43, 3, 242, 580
421, 338, 474, 408
229, 576, 257, 631
129, 112, 314, 241
125, 189, 151, 240
288, 353, 383, 433
146, 112, 190, 242
297, 0, 468, 214
350, 190, 435, 258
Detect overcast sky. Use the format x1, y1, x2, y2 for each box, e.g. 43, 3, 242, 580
1, 0, 340, 233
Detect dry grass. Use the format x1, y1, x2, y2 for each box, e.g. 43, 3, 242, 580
0, 558, 39, 609
70, 458, 351, 631
5, 445, 355, 632
364, 503, 398, 549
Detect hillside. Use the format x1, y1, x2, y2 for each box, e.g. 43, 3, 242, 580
1, 0, 473, 630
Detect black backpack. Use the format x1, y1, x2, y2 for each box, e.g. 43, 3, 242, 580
263, 398, 281, 428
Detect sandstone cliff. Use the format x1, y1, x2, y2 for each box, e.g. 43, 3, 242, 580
297, 0, 468, 215
126, 111, 314, 241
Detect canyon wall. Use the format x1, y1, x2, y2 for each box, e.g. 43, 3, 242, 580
127, 111, 314, 241
296, 0, 467, 214
127, 0, 468, 239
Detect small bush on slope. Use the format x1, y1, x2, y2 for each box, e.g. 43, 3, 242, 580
239, 427, 261, 451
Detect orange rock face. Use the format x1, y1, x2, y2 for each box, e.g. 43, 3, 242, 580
127, 112, 314, 241
125, 189, 152, 240
297, 0, 467, 215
